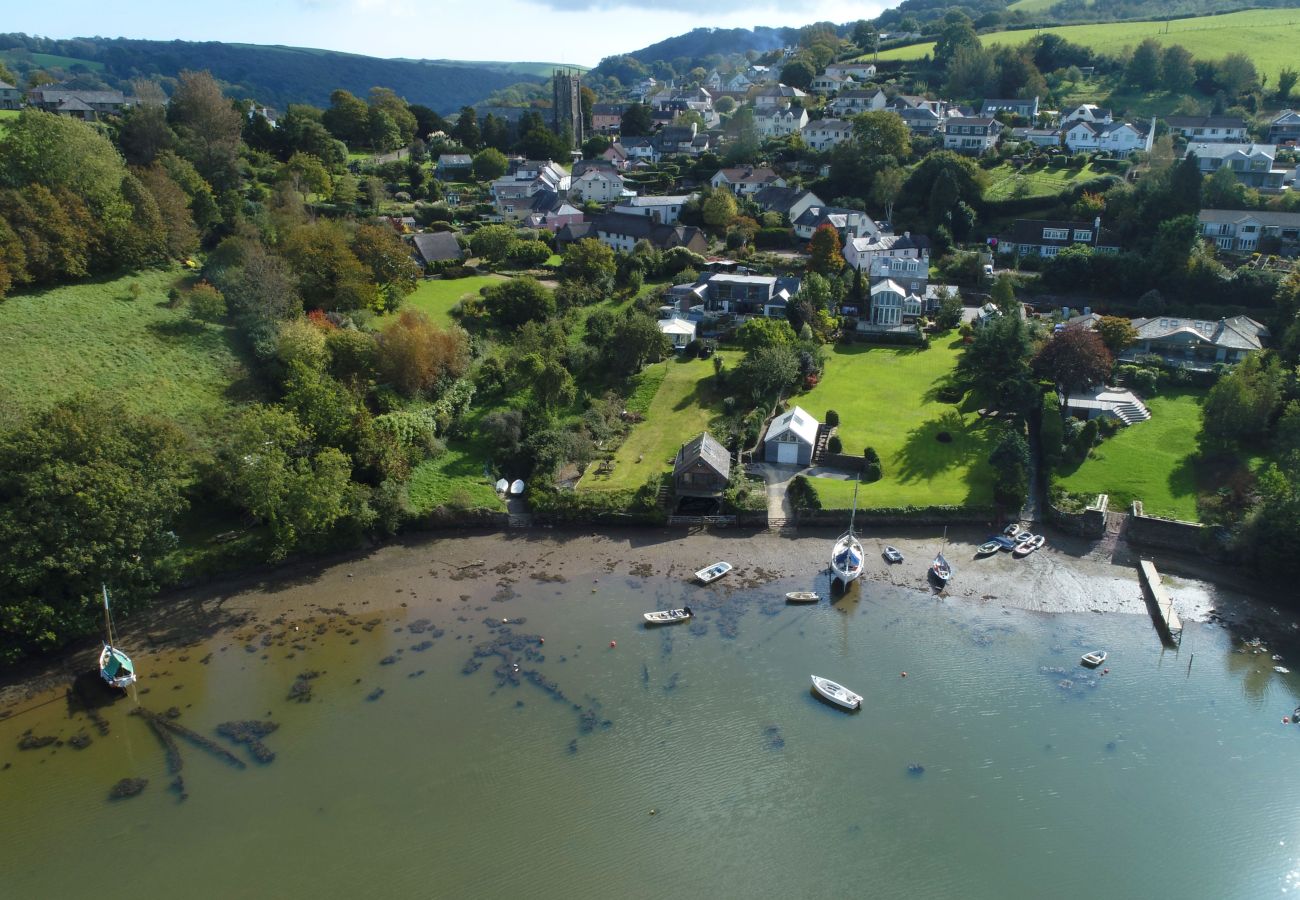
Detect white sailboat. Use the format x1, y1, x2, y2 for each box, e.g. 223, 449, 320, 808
929, 527, 952, 585
98, 585, 136, 689
830, 481, 864, 589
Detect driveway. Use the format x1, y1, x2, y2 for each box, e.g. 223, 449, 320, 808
747, 462, 801, 522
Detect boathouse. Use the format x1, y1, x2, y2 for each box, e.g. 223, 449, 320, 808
763, 406, 818, 466
673, 432, 731, 497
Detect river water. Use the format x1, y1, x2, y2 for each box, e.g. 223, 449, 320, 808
2, 543, 1299, 899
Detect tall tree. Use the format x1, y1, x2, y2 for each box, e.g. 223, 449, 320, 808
807, 223, 845, 275
1031, 324, 1113, 396
1160, 45, 1196, 93
351, 224, 421, 312
451, 106, 481, 149
1125, 39, 1162, 90
620, 102, 654, 137
852, 110, 912, 160
168, 70, 243, 190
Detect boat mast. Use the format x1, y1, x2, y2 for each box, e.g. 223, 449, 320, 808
102, 584, 114, 648
848, 480, 860, 536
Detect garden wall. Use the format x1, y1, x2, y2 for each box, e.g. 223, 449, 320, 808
797, 506, 995, 527
1125, 501, 1217, 554
1046, 493, 1107, 538
820, 453, 867, 472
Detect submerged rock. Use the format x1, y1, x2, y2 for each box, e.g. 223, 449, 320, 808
17, 734, 58, 751
109, 777, 148, 800
217, 721, 278, 764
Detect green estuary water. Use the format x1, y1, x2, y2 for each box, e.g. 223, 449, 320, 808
2, 558, 1298, 899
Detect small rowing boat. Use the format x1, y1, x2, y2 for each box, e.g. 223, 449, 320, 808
811, 675, 862, 710
976, 540, 1002, 556
1081, 650, 1107, 668
1013, 534, 1045, 557
695, 561, 732, 584
786, 591, 820, 603
644, 606, 692, 625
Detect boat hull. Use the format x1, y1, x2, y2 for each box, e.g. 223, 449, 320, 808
694, 562, 732, 584
830, 534, 864, 586
786, 592, 820, 603
99, 645, 136, 689
811, 675, 862, 710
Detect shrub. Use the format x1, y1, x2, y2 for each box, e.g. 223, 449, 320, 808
1097, 416, 1121, 438
187, 283, 227, 323
1040, 393, 1064, 468
684, 338, 703, 358
825, 409, 839, 428
862, 446, 882, 482
1128, 367, 1158, 396
1077, 418, 1099, 455
827, 434, 843, 454
787, 475, 821, 511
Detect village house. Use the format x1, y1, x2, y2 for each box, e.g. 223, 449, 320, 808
755, 106, 808, 138
710, 166, 787, 196
24, 87, 132, 120
763, 406, 818, 466
1184, 143, 1287, 191
866, 254, 928, 297
857, 278, 924, 331
800, 117, 855, 152
704, 70, 724, 91
843, 231, 931, 274
410, 232, 463, 269
1061, 103, 1111, 126
525, 193, 584, 232
753, 84, 807, 109
600, 142, 630, 170
826, 88, 888, 118
942, 117, 1002, 154
673, 432, 731, 497
1010, 126, 1064, 148
1165, 115, 1249, 143
0, 80, 21, 110
896, 105, 948, 136
809, 72, 856, 95
825, 62, 877, 81
1123, 315, 1269, 369
622, 136, 659, 163
579, 212, 708, 254
658, 317, 697, 350
753, 185, 824, 224
655, 123, 710, 156
612, 194, 694, 225
568, 166, 629, 204
435, 154, 473, 179
1267, 109, 1300, 145
979, 97, 1039, 120
996, 218, 1121, 258
1064, 117, 1154, 154
793, 207, 880, 242
591, 103, 627, 133
671, 272, 802, 323
1198, 209, 1300, 253
724, 72, 753, 92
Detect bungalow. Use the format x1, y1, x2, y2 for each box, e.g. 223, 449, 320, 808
410, 232, 463, 268
435, 154, 473, 179
755, 106, 808, 138
1124, 315, 1268, 369
589, 212, 708, 254
569, 167, 629, 204
763, 406, 818, 465
658, 317, 697, 350
980, 97, 1039, 121
591, 103, 627, 133
754, 84, 807, 109
825, 62, 877, 81
1063, 118, 1154, 154
0, 80, 20, 110
710, 166, 787, 196
1185, 142, 1286, 191
941, 117, 1002, 154
844, 231, 931, 274
826, 88, 888, 118
673, 432, 731, 497
1268, 109, 1300, 145
1165, 115, 1249, 144
1011, 127, 1063, 148
753, 185, 824, 224
800, 118, 856, 152
996, 219, 1121, 258
1198, 209, 1300, 253
612, 194, 694, 225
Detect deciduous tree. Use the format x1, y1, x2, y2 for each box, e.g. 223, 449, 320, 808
1031, 324, 1113, 395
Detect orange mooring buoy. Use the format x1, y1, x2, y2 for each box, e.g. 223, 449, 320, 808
610, 640, 617, 648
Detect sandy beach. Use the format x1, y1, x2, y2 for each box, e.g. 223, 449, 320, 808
1, 521, 1286, 711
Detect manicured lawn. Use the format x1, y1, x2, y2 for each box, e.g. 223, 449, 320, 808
0, 269, 254, 444
385, 275, 505, 327
872, 9, 1300, 81
577, 357, 724, 492
798, 334, 998, 509
407, 409, 506, 512
1055, 389, 1204, 521
984, 161, 1114, 200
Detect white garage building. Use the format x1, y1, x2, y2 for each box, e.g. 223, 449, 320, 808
763, 406, 819, 466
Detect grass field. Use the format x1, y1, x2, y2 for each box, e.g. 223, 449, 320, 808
385, 275, 505, 327
1007, 0, 1073, 11
576, 357, 724, 492
1055, 390, 1204, 520
407, 408, 506, 513
797, 334, 997, 509
0, 50, 104, 72
984, 161, 1114, 200
0, 269, 254, 444
871, 9, 1300, 81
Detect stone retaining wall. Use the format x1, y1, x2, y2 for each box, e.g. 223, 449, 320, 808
1046, 493, 1107, 538
796, 506, 995, 527
1125, 501, 1215, 553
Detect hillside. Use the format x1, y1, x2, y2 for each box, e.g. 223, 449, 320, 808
870, 8, 1300, 80
0, 35, 542, 113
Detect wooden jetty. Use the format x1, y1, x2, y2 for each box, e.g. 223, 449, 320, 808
1138, 560, 1182, 646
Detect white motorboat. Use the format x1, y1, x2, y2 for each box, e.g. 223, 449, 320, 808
695, 561, 732, 584
1013, 534, 1046, 557
811, 675, 862, 710
644, 606, 692, 625
1003, 523, 1023, 538
830, 481, 864, 588
1081, 650, 1107, 668
786, 591, 820, 603
881, 545, 904, 564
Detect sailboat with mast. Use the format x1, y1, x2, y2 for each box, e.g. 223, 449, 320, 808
830, 481, 864, 589
929, 527, 952, 586
98, 585, 136, 689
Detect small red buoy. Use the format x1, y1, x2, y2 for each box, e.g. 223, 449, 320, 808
1102, 668, 1109, 674
539, 638, 545, 644
610, 640, 617, 648
900, 672, 907, 678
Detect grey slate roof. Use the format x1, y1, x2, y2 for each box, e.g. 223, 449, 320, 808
674, 432, 731, 480
1130, 315, 1268, 351
411, 232, 463, 264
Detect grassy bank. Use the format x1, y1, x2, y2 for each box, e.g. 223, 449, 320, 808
984, 161, 1113, 200
0, 269, 254, 443
384, 275, 505, 327
798, 334, 997, 509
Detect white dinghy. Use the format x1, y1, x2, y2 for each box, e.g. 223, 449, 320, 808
811, 675, 862, 710
644, 606, 693, 625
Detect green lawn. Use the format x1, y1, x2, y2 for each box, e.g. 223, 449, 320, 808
871, 9, 1300, 81
984, 161, 1115, 200
1055, 389, 1205, 521
577, 357, 724, 492
385, 275, 505, 327
798, 334, 997, 509
0, 269, 254, 443
407, 409, 506, 512
0, 109, 18, 135
1, 50, 104, 72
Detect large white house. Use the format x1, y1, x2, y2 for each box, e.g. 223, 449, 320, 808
1165, 115, 1249, 143
825, 62, 878, 81
755, 106, 808, 138
826, 88, 888, 118
844, 231, 931, 274
710, 166, 786, 196
942, 117, 1002, 154
1198, 208, 1300, 252
612, 194, 694, 225
569, 167, 630, 203
1185, 142, 1287, 191
801, 118, 856, 152
1063, 118, 1154, 154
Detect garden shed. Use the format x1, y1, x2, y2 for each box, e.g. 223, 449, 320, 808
673, 432, 731, 497
763, 406, 818, 466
